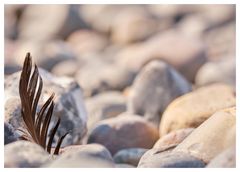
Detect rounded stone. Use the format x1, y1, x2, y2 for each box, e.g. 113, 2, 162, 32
45, 144, 114, 168
87, 114, 159, 155
86, 91, 126, 130
127, 60, 192, 128
207, 145, 236, 168
4, 141, 52, 168
153, 128, 194, 149
160, 83, 235, 136
113, 148, 148, 166
174, 107, 236, 163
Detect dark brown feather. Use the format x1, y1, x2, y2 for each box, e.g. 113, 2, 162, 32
47, 118, 61, 154
18, 52, 68, 155
53, 132, 69, 155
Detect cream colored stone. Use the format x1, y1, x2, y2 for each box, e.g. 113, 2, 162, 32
160, 83, 235, 136
173, 107, 236, 163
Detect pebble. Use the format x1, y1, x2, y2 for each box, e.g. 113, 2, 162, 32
127, 60, 192, 128
45, 143, 115, 168
14, 40, 76, 71
87, 113, 159, 155
113, 148, 148, 166
19, 5, 85, 41
51, 59, 79, 77
173, 107, 236, 163
4, 141, 52, 168
67, 29, 108, 55
86, 91, 126, 130
138, 150, 205, 168
195, 56, 236, 88
116, 29, 207, 82
153, 128, 194, 149
111, 7, 157, 44
75, 62, 136, 97
4, 122, 19, 145
207, 145, 236, 168
160, 83, 235, 136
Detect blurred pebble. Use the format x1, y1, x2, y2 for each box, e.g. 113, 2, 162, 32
76, 62, 136, 97
19, 5, 85, 41
86, 91, 126, 130
195, 56, 236, 88
67, 29, 108, 55
51, 59, 79, 77
116, 29, 207, 82
111, 7, 157, 44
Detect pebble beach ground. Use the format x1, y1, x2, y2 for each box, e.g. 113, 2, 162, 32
4, 4, 236, 168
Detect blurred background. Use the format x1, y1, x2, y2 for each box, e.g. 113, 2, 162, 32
4, 4, 236, 97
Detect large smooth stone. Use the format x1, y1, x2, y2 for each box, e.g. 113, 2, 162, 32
127, 60, 191, 128
160, 83, 235, 136
173, 107, 236, 163
207, 145, 236, 168
87, 113, 159, 155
